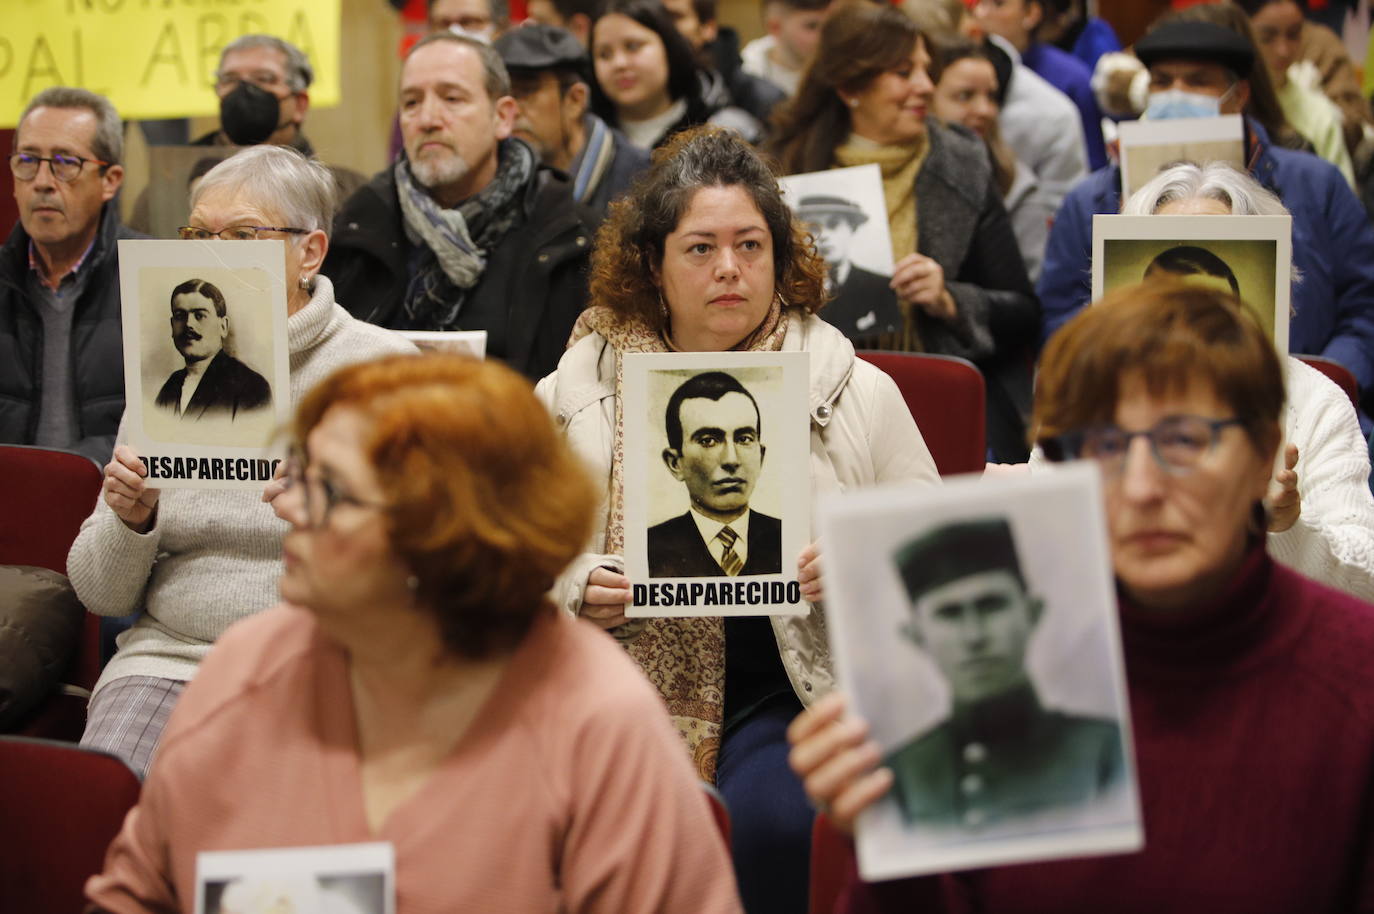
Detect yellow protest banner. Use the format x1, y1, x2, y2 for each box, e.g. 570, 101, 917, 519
0, 0, 341, 127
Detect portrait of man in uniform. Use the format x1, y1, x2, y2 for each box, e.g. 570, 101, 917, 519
797, 194, 899, 340
884, 517, 1123, 830
155, 277, 271, 420
647, 370, 782, 578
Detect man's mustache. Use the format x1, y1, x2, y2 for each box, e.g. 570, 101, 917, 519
29, 195, 64, 213
175, 330, 203, 345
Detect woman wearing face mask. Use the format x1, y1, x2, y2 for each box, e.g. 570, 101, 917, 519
789, 282, 1374, 913
769, 2, 1040, 463
589, 0, 765, 149
927, 32, 1056, 283
1235, 0, 1356, 187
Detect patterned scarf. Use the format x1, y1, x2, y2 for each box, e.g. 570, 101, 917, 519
835, 134, 929, 351
396, 138, 535, 329
569, 297, 788, 781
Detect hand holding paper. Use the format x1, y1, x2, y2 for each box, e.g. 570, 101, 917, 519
582, 565, 632, 629
103, 444, 160, 533
891, 254, 955, 321
1267, 443, 1301, 533
787, 692, 891, 836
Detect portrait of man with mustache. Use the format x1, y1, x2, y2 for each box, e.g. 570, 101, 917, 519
154, 277, 271, 420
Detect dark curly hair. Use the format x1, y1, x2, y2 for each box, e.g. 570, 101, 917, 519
589, 125, 828, 330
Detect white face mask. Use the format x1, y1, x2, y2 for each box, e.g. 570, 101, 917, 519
1144, 88, 1227, 120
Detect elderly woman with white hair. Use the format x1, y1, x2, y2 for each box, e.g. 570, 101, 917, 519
1115, 160, 1374, 600
68, 145, 415, 777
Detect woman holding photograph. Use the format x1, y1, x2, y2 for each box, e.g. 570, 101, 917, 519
536, 125, 939, 914
1117, 160, 1374, 602
789, 281, 1374, 912
69, 145, 415, 778
86, 355, 742, 913
767, 1, 1039, 462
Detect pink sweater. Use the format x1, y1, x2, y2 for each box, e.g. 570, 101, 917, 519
87, 604, 743, 914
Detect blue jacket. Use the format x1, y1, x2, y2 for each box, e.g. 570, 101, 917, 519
1022, 41, 1107, 171
1038, 121, 1374, 401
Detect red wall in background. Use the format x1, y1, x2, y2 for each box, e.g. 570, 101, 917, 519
0, 129, 17, 239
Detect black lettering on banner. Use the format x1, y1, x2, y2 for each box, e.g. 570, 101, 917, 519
22, 35, 65, 100
787, 581, 801, 603
141, 455, 156, 479
673, 583, 690, 606
718, 582, 733, 605
746, 581, 760, 605
197, 457, 211, 478
648, 584, 660, 607
633, 584, 647, 606
283, 9, 317, 63
0, 38, 12, 82
140, 21, 188, 88
197, 14, 229, 85
172, 457, 186, 477
690, 582, 704, 604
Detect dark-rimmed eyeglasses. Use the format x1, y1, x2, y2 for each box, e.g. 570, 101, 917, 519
10, 152, 111, 183
1042, 415, 1245, 475
284, 453, 390, 529
178, 225, 309, 241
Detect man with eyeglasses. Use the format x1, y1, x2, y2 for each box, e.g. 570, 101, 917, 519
197, 35, 315, 150
1, 86, 142, 462
883, 517, 1124, 831
1038, 18, 1374, 432
325, 32, 592, 381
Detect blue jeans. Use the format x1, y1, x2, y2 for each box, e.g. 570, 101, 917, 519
717, 693, 814, 914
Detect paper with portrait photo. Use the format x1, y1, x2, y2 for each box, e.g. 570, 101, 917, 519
818, 464, 1141, 881
118, 239, 292, 490
397, 330, 488, 359
1118, 114, 1244, 201
1092, 214, 1292, 357
622, 351, 811, 617
195, 842, 394, 914
780, 164, 902, 340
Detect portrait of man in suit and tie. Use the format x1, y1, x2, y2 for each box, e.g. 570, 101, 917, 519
883, 517, 1124, 832
647, 370, 782, 578
155, 277, 272, 420
797, 194, 900, 340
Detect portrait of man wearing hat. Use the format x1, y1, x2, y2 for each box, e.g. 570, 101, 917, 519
884, 517, 1123, 831
797, 194, 901, 340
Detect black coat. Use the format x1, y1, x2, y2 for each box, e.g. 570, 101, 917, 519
324, 160, 592, 381
647, 509, 783, 578
0, 203, 143, 463
822, 265, 902, 340
154, 349, 272, 420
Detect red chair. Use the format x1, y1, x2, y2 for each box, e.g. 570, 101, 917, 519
808, 813, 855, 914
857, 352, 987, 477
1, 445, 105, 738
1297, 355, 1360, 412
0, 736, 141, 914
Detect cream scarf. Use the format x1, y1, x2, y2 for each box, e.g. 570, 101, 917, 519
568, 298, 788, 781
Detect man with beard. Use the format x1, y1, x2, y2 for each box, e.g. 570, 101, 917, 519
154, 278, 271, 420
326, 32, 592, 380
0, 87, 142, 462
494, 24, 649, 224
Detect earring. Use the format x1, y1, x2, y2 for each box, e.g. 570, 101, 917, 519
298, 274, 312, 290
406, 574, 420, 592
845, 97, 859, 108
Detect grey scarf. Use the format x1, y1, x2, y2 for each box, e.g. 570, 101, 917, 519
396, 138, 535, 329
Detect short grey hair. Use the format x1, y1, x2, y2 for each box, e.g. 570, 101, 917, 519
1121, 161, 1289, 216
220, 35, 315, 93
17, 87, 123, 165
191, 145, 336, 234
407, 32, 512, 101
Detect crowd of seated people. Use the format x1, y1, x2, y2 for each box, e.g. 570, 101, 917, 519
2, 1, 1374, 912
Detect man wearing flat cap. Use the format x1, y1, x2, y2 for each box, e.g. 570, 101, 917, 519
494, 24, 649, 224
884, 517, 1123, 830
797, 195, 901, 340
1038, 14, 1374, 430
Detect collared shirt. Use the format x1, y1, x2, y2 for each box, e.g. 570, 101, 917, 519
689, 507, 751, 572
26, 235, 99, 449
28, 235, 97, 292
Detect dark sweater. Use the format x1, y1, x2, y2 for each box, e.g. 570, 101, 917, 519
841, 546, 1374, 914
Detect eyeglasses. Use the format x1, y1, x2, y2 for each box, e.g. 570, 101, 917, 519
178, 225, 309, 241
285, 453, 390, 529
214, 70, 288, 93
10, 152, 111, 182
1042, 415, 1245, 475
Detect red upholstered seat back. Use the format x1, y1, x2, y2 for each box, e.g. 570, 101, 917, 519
856, 352, 987, 477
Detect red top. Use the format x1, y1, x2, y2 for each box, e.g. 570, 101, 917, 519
841, 546, 1374, 914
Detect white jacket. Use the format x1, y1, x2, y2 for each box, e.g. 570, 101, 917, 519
535, 311, 940, 706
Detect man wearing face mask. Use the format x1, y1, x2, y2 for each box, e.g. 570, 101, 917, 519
195, 35, 315, 151
1037, 18, 1374, 428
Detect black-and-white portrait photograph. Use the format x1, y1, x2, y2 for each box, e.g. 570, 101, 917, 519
1118, 114, 1245, 200
622, 351, 810, 617
779, 165, 901, 341
1093, 214, 1292, 353
195, 843, 394, 914
119, 240, 291, 488
818, 464, 1141, 880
